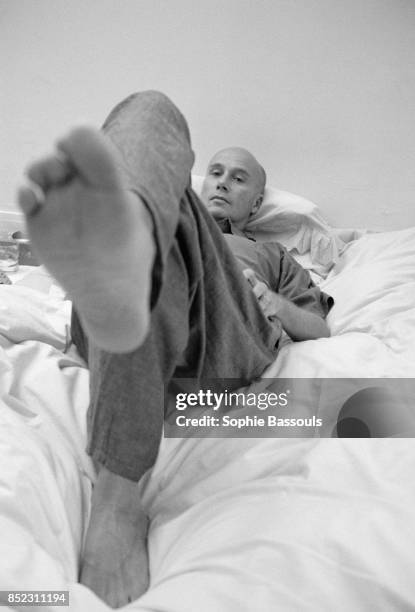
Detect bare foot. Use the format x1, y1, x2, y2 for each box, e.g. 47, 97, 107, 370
17, 127, 155, 353
80, 466, 150, 608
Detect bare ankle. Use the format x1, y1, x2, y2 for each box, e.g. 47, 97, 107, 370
92, 466, 145, 513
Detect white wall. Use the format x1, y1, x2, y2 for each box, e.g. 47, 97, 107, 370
1, 0, 415, 230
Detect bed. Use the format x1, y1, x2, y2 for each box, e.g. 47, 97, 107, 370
0, 183, 414, 611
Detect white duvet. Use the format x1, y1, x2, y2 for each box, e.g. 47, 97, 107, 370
0, 228, 414, 611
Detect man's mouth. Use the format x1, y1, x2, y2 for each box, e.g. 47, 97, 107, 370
209, 195, 229, 204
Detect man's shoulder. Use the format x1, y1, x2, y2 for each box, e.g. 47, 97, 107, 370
223, 232, 255, 250
225, 234, 288, 263
255, 239, 287, 260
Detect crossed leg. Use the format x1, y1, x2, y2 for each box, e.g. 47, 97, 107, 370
17, 94, 277, 608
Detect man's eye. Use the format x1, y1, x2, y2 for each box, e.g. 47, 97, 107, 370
234, 176, 244, 183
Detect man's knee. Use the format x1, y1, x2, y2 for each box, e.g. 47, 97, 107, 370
102, 90, 191, 144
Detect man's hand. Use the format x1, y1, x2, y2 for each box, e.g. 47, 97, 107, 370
243, 268, 283, 320
243, 268, 330, 341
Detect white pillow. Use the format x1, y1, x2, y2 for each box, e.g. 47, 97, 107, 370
191, 175, 344, 277
321, 227, 415, 349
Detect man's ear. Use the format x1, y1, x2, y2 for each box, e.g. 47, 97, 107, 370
250, 194, 263, 216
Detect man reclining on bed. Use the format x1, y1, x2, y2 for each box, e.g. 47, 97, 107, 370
201, 146, 332, 341
18, 91, 332, 608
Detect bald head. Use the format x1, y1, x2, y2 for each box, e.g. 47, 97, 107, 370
201, 147, 267, 229
209, 147, 266, 192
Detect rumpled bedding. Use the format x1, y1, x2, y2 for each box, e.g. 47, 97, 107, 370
0, 285, 92, 609
1, 227, 415, 611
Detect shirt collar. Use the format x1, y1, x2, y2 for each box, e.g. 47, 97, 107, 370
214, 217, 256, 242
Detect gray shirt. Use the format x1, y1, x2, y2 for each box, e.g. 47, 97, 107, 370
223, 232, 333, 319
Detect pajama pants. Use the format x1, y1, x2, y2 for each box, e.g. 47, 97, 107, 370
71, 91, 280, 482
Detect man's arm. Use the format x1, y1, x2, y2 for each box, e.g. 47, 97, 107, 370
266, 291, 330, 341
243, 269, 330, 341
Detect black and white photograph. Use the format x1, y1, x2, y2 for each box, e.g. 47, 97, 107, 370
1, 1, 415, 610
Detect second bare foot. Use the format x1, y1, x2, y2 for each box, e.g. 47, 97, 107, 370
80, 466, 150, 608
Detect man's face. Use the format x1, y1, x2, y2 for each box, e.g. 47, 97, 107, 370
201, 148, 265, 229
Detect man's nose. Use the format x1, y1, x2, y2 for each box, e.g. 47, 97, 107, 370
216, 176, 229, 191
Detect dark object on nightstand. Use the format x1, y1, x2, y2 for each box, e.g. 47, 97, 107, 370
0, 270, 12, 284
11, 231, 40, 266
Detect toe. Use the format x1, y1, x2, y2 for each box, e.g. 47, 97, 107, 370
56, 127, 121, 189
26, 153, 74, 191
17, 184, 44, 216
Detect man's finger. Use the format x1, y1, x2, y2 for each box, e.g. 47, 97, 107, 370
253, 283, 267, 299
243, 268, 258, 288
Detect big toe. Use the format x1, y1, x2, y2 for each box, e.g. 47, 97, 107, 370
56, 127, 122, 189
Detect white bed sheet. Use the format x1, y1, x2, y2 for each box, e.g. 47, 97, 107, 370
0, 285, 93, 609
0, 228, 414, 611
